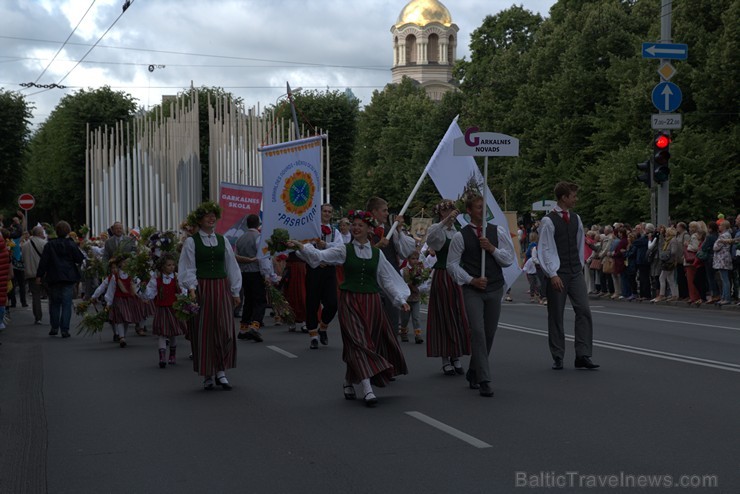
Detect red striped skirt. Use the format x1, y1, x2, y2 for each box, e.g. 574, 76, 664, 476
338, 290, 408, 387
140, 298, 155, 318
152, 306, 187, 337
188, 278, 236, 376
109, 296, 147, 324
285, 257, 307, 322
426, 269, 471, 358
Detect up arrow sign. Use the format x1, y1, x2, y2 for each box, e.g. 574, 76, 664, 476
642, 42, 688, 60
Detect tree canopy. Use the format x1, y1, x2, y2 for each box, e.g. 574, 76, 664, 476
0, 89, 33, 215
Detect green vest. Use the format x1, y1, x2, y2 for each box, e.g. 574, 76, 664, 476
433, 237, 451, 270
340, 243, 380, 293
193, 233, 227, 279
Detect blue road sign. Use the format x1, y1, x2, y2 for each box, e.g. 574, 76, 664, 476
642, 43, 688, 60
651, 82, 682, 112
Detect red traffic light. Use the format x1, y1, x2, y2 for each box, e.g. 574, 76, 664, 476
655, 134, 671, 149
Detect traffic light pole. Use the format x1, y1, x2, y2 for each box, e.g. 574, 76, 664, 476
657, 0, 671, 227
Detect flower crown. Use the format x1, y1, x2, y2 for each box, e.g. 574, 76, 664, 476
433, 199, 456, 217
347, 210, 378, 228
186, 201, 222, 227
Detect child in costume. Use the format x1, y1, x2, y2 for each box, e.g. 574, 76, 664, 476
92, 257, 146, 348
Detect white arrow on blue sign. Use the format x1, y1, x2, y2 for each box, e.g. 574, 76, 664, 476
651, 82, 682, 112
642, 43, 688, 60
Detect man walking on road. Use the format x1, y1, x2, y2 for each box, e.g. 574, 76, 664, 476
537, 182, 599, 371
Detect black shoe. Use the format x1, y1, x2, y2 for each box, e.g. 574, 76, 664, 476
300, 325, 309, 334
364, 392, 378, 407
22, 304, 28, 308
159, 361, 166, 369
113, 334, 120, 342
61, 332, 71, 338
248, 329, 263, 343
237, 331, 254, 340
216, 376, 232, 390
319, 331, 328, 345
451, 359, 465, 375
343, 384, 356, 400
465, 369, 479, 389
203, 377, 215, 390
442, 364, 456, 376
574, 356, 600, 369
310, 338, 319, 349
479, 382, 494, 397
49, 329, 58, 336
552, 357, 564, 370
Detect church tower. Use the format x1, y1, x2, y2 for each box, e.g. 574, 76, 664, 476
391, 0, 459, 101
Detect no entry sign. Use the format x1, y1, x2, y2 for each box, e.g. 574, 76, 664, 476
18, 193, 35, 210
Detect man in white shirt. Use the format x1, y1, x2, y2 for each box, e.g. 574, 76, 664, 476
446, 194, 515, 397
537, 182, 599, 370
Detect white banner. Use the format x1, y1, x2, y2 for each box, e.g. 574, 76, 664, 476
258, 136, 323, 255
424, 119, 522, 289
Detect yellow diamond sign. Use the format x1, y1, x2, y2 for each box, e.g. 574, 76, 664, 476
658, 62, 676, 81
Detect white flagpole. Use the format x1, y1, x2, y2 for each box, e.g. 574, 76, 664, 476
481, 156, 488, 277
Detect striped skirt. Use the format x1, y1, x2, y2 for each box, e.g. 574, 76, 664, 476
188, 278, 236, 377
109, 296, 147, 325
338, 290, 408, 387
152, 306, 187, 337
285, 257, 307, 322
140, 298, 156, 318
426, 269, 471, 358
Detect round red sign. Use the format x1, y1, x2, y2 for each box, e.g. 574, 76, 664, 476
18, 193, 35, 211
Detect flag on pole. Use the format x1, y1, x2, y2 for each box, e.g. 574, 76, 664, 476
258, 136, 323, 255
425, 118, 522, 289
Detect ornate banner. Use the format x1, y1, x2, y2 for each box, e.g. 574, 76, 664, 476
258, 136, 323, 254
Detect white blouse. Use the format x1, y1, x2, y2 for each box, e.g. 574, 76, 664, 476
178, 231, 242, 297
297, 239, 410, 307
141, 273, 186, 301
425, 221, 457, 251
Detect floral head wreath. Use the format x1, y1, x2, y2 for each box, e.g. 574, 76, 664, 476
433, 199, 456, 217
347, 210, 378, 228
186, 201, 222, 227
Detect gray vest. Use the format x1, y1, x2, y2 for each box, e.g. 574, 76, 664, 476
547, 211, 582, 274
460, 224, 505, 292
235, 230, 260, 273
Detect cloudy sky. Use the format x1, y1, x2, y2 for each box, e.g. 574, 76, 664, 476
0, 0, 556, 128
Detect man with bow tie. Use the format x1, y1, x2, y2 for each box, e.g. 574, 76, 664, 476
537, 182, 600, 371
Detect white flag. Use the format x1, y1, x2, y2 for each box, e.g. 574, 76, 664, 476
425, 118, 522, 290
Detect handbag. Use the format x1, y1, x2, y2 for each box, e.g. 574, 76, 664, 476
683, 245, 696, 264
602, 257, 615, 274
589, 258, 603, 270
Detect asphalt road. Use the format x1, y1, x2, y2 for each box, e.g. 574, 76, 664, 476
1, 277, 738, 494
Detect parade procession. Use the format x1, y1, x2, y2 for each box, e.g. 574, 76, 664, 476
1, 0, 737, 492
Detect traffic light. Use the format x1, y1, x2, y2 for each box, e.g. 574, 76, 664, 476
653, 132, 671, 183
636, 159, 652, 188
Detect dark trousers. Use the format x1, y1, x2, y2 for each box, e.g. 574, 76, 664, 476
9, 268, 27, 307
676, 265, 689, 299
305, 265, 338, 330
637, 265, 652, 299
546, 270, 594, 360
240, 272, 267, 326
48, 282, 74, 332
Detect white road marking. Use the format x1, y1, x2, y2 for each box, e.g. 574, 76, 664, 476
405, 411, 492, 449
267, 345, 298, 359
498, 323, 740, 373
589, 309, 740, 332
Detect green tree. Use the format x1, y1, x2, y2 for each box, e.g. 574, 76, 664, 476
24, 86, 137, 226
0, 89, 33, 214
277, 90, 360, 209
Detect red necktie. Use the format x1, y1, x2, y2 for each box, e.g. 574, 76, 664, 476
562, 211, 570, 223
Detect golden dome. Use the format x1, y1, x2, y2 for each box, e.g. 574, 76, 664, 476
395, 0, 453, 28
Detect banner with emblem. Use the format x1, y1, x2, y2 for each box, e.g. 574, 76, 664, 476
216, 182, 262, 247
258, 136, 323, 255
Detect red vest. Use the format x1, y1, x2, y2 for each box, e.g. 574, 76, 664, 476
155, 276, 177, 307
114, 275, 135, 298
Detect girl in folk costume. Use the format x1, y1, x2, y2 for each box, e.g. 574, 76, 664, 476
92, 257, 146, 348
178, 202, 242, 391
140, 254, 187, 368
289, 210, 410, 407
424, 200, 470, 376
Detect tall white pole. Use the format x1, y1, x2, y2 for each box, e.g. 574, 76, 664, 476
481, 156, 488, 276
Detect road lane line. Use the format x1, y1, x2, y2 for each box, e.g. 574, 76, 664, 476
405, 411, 492, 449
589, 310, 740, 332
267, 345, 298, 359
498, 323, 740, 373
